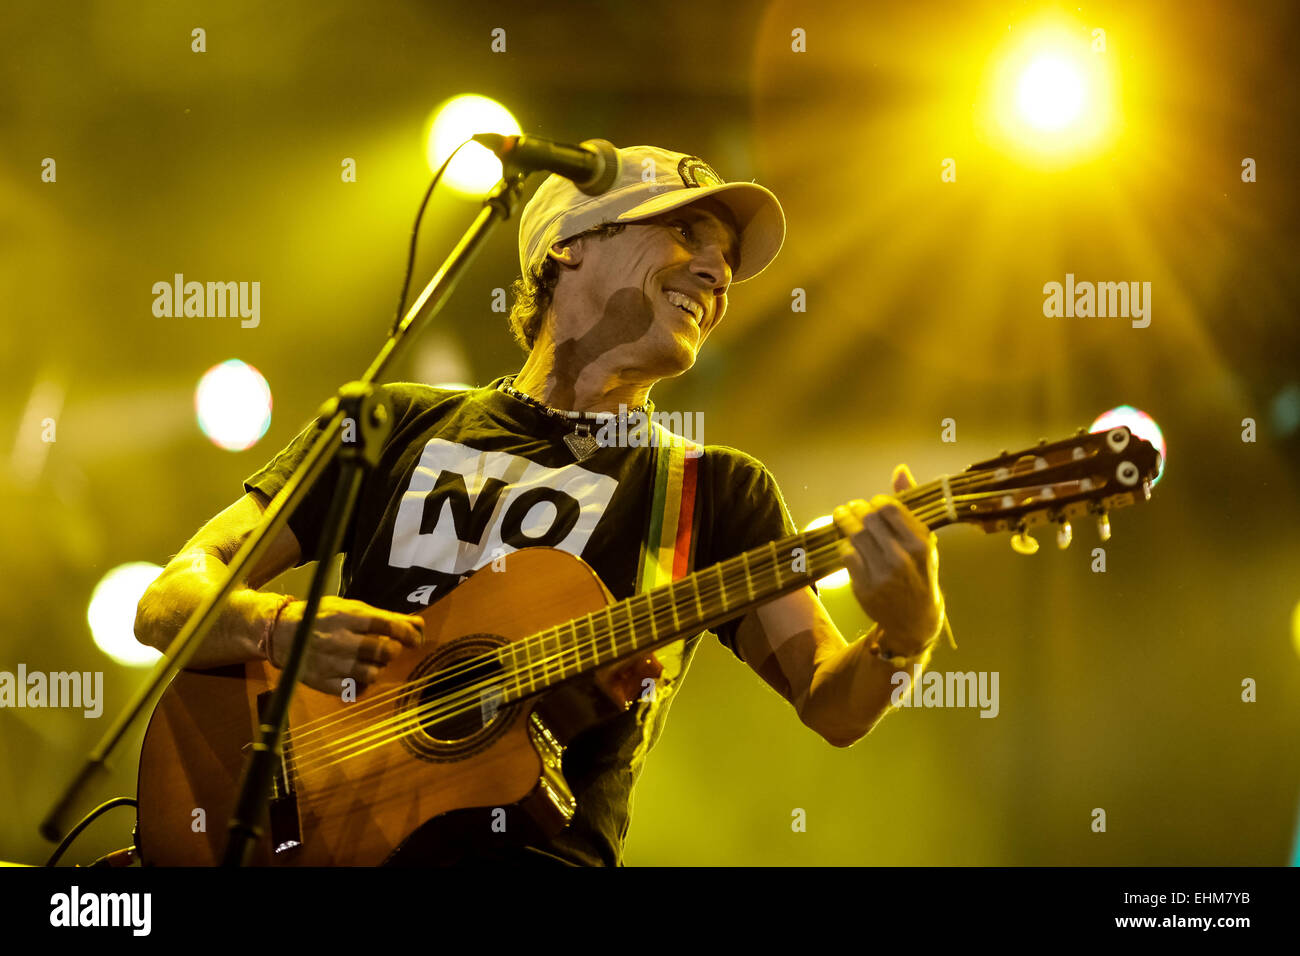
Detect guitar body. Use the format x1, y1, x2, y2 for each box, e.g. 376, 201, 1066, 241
136, 548, 651, 866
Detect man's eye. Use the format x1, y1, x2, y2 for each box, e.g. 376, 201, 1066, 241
671, 221, 691, 240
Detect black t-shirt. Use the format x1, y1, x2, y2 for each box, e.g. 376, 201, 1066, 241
242, 375, 801, 865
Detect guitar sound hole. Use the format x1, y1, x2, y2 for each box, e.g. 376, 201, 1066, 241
399, 635, 518, 763
416, 655, 502, 741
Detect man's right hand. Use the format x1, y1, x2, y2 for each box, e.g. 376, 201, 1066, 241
267, 596, 424, 696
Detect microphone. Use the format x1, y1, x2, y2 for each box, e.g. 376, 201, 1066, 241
472, 134, 621, 195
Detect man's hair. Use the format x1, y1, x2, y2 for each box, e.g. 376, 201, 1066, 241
507, 221, 628, 352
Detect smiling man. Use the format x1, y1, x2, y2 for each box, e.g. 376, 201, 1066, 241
135, 143, 946, 867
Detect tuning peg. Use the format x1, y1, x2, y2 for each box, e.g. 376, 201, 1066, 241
1056, 519, 1073, 549
1096, 511, 1111, 542
1011, 528, 1039, 555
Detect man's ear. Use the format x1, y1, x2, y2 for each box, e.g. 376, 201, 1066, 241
548, 238, 584, 267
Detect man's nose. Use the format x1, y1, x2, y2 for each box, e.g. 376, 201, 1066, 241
692, 242, 733, 292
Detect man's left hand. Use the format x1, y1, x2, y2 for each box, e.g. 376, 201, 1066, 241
832, 464, 944, 654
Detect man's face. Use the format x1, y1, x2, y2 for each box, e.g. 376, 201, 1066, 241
547, 197, 741, 379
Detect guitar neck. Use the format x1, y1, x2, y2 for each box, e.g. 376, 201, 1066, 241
499, 485, 943, 702
489, 423, 1163, 704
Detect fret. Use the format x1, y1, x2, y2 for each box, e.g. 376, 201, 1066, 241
517, 641, 531, 699
550, 627, 566, 682
500, 644, 519, 701
740, 550, 755, 602
668, 579, 681, 633
645, 592, 658, 643
564, 620, 583, 678
540, 627, 557, 685
604, 604, 617, 658
767, 540, 782, 590
578, 614, 597, 673
559, 625, 573, 681
818, 527, 839, 579
715, 562, 727, 612
622, 598, 636, 654
533, 629, 546, 687
797, 533, 814, 583
691, 573, 703, 621
522, 635, 537, 695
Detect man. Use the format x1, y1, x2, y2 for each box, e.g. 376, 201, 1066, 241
134, 144, 946, 866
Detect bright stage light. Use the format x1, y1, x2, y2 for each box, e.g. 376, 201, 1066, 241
980, 20, 1117, 165
425, 94, 521, 196
803, 515, 851, 589
88, 562, 164, 667
195, 359, 272, 452
1090, 405, 1166, 486
1016, 54, 1085, 131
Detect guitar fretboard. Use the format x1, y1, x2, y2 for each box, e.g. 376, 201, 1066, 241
497, 520, 852, 702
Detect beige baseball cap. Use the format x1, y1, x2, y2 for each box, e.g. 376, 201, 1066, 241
517, 144, 785, 284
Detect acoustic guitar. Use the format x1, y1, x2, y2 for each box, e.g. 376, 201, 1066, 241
136, 425, 1161, 865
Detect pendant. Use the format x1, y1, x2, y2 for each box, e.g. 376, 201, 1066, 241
563, 423, 600, 461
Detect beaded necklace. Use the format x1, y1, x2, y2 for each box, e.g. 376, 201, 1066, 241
497, 375, 653, 461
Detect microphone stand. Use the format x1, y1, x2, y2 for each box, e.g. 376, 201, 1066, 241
41, 165, 531, 866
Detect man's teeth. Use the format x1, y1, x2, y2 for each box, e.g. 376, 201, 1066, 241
664, 290, 702, 321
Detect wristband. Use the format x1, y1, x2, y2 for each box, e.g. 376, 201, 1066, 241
258, 595, 296, 667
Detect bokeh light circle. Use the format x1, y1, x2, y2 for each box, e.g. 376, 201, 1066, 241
195, 359, 272, 452
88, 562, 165, 667
1089, 405, 1166, 485
425, 94, 521, 196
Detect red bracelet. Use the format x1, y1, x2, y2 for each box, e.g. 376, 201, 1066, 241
259, 595, 296, 667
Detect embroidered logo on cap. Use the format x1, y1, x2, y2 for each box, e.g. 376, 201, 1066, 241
677, 156, 724, 188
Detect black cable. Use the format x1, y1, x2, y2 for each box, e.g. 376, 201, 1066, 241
387, 138, 476, 337
44, 796, 137, 867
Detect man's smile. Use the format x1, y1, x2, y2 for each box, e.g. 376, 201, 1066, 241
663, 288, 705, 324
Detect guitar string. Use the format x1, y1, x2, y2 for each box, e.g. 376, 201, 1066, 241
282, 485, 1052, 777
276, 470, 982, 751
281, 464, 1097, 771
281, 452, 1122, 769
278, 466, 1002, 746
285, 485, 1026, 780
283, 532, 868, 777
281, 468, 1097, 776
283, 478, 1071, 780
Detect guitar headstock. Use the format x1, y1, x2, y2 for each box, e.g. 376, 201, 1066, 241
915, 426, 1162, 552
